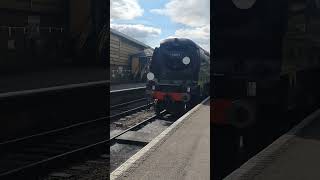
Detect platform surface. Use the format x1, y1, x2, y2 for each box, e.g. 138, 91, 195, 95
117, 100, 210, 180
116, 131, 153, 144
0, 66, 145, 93
254, 117, 320, 180
225, 109, 320, 180
110, 83, 146, 91
0, 66, 106, 93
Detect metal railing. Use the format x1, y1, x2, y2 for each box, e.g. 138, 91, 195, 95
0, 26, 65, 36
111, 69, 132, 82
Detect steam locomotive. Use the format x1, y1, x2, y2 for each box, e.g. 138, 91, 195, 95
213, 0, 320, 129
146, 38, 210, 115
213, 1, 320, 178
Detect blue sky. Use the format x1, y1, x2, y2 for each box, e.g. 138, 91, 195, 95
111, 0, 210, 51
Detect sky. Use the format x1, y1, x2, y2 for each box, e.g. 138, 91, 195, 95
110, 0, 210, 52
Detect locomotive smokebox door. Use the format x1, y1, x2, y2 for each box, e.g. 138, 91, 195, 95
232, 0, 256, 9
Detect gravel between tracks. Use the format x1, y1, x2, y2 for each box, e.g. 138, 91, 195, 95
111, 108, 155, 131
42, 108, 155, 180
44, 156, 109, 180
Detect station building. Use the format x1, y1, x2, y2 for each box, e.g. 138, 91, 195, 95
110, 28, 153, 82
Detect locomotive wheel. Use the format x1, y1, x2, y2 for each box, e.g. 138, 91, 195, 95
182, 103, 188, 114
186, 102, 193, 111
156, 108, 162, 117
224, 100, 256, 129
155, 101, 163, 117
191, 94, 200, 107
189, 86, 201, 108
170, 103, 186, 117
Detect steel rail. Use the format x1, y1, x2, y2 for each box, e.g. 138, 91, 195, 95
110, 98, 147, 110
0, 109, 161, 179
0, 102, 151, 146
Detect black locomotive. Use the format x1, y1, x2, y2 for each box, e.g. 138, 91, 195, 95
213, 1, 320, 178
146, 38, 210, 115
213, 0, 320, 128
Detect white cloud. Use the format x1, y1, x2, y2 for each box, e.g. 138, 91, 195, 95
150, 0, 210, 27
151, 0, 210, 51
111, 24, 161, 44
168, 25, 210, 51
111, 0, 144, 20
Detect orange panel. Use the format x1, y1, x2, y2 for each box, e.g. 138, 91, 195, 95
152, 91, 184, 101
212, 99, 232, 125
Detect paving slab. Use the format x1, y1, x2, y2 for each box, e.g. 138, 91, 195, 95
116, 131, 154, 144
115, 100, 210, 180
110, 83, 146, 91
225, 109, 320, 180
254, 117, 320, 180
0, 67, 106, 93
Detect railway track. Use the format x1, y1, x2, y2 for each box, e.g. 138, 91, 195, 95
0, 97, 151, 179
110, 98, 153, 121
0, 83, 203, 179
110, 96, 209, 172
0, 81, 108, 143
0, 82, 145, 142
40, 109, 162, 180
40, 96, 205, 178
110, 110, 174, 172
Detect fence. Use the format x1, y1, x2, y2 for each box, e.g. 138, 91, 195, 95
111, 69, 133, 83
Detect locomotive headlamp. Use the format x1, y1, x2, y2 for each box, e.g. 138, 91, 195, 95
182, 57, 190, 65
147, 72, 155, 80
232, 0, 256, 9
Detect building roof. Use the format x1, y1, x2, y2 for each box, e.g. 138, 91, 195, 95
110, 28, 152, 49
131, 48, 154, 58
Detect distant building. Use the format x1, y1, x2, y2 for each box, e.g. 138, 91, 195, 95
110, 28, 153, 81
110, 28, 152, 70
130, 48, 154, 81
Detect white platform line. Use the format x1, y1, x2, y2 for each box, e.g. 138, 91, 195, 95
110, 96, 210, 180
110, 86, 146, 93
0, 80, 108, 98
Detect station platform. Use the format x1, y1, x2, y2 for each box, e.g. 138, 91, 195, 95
0, 66, 106, 93
110, 83, 146, 91
111, 97, 210, 180
225, 108, 320, 180
0, 66, 145, 94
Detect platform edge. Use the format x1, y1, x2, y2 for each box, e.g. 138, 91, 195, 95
110, 96, 210, 180
224, 108, 320, 180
